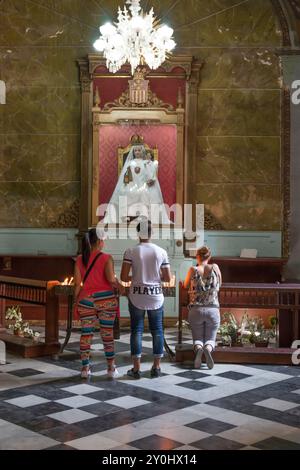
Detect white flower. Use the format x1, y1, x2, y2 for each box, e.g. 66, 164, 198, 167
6, 307, 39, 339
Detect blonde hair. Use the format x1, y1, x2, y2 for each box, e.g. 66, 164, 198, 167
196, 246, 211, 261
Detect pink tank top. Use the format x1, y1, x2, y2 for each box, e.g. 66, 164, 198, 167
76, 251, 112, 300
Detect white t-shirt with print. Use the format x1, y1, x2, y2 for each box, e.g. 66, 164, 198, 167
123, 242, 170, 310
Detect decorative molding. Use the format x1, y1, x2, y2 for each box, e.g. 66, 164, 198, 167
86, 54, 195, 78
128, 68, 149, 105
282, 88, 291, 258
77, 59, 92, 93
177, 87, 184, 109
103, 87, 174, 111
94, 86, 101, 108
204, 211, 225, 231
49, 200, 79, 229
271, 0, 292, 47
188, 61, 204, 95
276, 48, 300, 55
101, 66, 175, 110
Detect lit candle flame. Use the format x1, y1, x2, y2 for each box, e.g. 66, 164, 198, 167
62, 277, 74, 286
163, 275, 176, 288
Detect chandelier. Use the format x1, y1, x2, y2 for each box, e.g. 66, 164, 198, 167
93, 0, 176, 75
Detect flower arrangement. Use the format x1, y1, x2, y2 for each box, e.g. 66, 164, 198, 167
240, 313, 265, 345
218, 311, 274, 347
267, 315, 278, 344
5, 306, 40, 340
218, 312, 240, 346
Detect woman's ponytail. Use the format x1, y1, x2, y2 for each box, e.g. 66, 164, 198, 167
82, 228, 99, 267
82, 232, 91, 267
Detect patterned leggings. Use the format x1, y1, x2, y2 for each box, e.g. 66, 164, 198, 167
77, 291, 118, 368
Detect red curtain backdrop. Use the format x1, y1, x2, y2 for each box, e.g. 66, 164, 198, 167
98, 125, 177, 210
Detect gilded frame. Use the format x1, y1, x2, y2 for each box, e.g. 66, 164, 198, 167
78, 54, 202, 230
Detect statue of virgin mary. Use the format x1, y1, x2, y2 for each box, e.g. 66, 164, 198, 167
102, 138, 172, 224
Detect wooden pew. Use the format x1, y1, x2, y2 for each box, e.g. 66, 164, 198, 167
0, 276, 61, 358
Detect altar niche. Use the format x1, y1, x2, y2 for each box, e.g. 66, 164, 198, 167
77, 56, 202, 317
99, 129, 177, 225
77, 55, 202, 232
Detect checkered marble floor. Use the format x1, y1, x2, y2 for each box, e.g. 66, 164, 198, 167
0, 328, 299, 450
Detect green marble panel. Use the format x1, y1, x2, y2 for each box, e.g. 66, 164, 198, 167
0, 0, 100, 47
197, 90, 281, 136
196, 136, 281, 184
0, 182, 80, 227
0, 0, 282, 48
195, 183, 282, 231
3, 86, 80, 134
33, 0, 108, 29
199, 48, 281, 90
0, 47, 90, 86
0, 134, 80, 182
172, 0, 281, 47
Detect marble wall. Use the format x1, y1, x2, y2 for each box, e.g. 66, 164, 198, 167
0, 0, 283, 231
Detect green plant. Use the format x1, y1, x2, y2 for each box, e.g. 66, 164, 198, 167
268, 315, 278, 339
218, 311, 272, 346
253, 329, 271, 344
238, 313, 265, 344
5, 306, 40, 340
218, 312, 240, 345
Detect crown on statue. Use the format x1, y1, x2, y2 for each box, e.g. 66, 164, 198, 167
130, 135, 144, 145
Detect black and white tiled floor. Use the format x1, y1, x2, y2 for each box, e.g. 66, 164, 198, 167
0, 329, 299, 450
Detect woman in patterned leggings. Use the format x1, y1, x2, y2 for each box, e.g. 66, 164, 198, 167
74, 228, 122, 379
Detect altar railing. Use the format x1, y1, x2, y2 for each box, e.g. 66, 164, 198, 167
0, 275, 60, 357
178, 282, 300, 346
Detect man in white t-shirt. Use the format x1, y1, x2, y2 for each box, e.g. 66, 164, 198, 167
121, 220, 171, 378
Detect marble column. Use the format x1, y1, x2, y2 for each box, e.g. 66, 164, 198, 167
282, 54, 300, 280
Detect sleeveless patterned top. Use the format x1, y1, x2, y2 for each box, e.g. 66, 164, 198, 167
188, 265, 220, 308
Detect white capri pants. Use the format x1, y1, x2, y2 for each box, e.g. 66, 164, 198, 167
188, 305, 220, 350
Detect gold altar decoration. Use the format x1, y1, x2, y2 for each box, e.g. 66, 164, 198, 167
129, 68, 149, 105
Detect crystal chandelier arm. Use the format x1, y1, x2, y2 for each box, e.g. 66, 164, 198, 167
126, 0, 141, 17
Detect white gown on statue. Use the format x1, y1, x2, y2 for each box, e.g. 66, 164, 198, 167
102, 145, 172, 224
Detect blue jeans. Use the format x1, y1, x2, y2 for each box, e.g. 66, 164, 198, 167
128, 299, 164, 358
